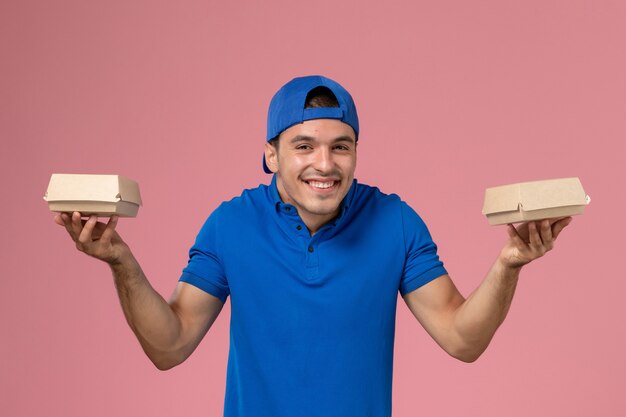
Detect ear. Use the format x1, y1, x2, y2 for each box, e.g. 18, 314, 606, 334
264, 141, 279, 173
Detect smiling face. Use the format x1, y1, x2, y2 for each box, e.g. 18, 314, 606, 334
264, 118, 357, 234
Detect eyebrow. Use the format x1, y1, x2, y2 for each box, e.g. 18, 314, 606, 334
288, 135, 356, 144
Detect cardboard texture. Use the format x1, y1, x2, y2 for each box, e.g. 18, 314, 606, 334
44, 174, 142, 217
482, 177, 590, 225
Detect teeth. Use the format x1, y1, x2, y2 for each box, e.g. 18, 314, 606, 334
308, 181, 335, 189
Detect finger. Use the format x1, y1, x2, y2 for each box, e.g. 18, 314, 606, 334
78, 215, 98, 243
58, 212, 74, 236
61, 212, 80, 239
56, 214, 78, 244
70, 212, 85, 238
552, 217, 573, 240
506, 224, 527, 247
513, 222, 530, 242
528, 221, 542, 247
539, 219, 553, 244
60, 212, 72, 225
100, 216, 119, 244
548, 217, 565, 226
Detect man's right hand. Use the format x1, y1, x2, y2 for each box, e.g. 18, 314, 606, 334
55, 212, 128, 265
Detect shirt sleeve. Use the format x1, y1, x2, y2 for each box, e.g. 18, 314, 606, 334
399, 201, 447, 296
179, 207, 230, 303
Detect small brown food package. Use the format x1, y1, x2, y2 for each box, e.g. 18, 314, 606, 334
44, 174, 142, 217
482, 177, 590, 225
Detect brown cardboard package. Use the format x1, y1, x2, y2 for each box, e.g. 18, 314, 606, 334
482, 177, 589, 225
44, 174, 142, 217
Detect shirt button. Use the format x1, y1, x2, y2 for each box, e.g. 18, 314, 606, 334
296, 225, 302, 231
308, 246, 314, 253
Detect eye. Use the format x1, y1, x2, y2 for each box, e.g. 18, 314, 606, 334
334, 145, 350, 151
296, 144, 312, 150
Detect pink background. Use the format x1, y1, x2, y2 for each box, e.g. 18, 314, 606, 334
2, 1, 625, 416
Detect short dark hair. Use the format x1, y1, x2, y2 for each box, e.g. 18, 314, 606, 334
304, 86, 339, 109
269, 87, 339, 149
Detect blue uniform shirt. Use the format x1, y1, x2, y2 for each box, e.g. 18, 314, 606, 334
180, 175, 447, 417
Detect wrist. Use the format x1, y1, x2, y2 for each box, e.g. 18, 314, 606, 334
495, 255, 523, 278
108, 247, 144, 288
108, 243, 133, 268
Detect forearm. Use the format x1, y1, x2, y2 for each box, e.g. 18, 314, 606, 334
408, 218, 572, 363
109, 249, 185, 369
56, 213, 193, 369
451, 258, 521, 361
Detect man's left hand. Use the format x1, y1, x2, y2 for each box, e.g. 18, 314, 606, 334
499, 217, 573, 269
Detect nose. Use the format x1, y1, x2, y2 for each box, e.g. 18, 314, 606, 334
312, 146, 334, 173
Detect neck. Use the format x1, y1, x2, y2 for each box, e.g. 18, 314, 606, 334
299, 210, 339, 236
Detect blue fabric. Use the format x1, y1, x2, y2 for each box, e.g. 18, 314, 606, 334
266, 75, 360, 141
180, 175, 447, 417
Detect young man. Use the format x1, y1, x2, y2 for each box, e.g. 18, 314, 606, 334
55, 75, 572, 417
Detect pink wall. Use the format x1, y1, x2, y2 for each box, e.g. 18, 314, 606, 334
2, 1, 625, 416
